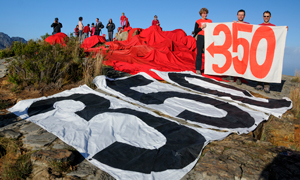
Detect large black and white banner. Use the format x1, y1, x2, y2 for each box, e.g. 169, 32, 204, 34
8, 85, 230, 180
93, 73, 278, 134
152, 70, 292, 118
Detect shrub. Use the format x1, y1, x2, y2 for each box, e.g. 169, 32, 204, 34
291, 70, 300, 83
290, 87, 300, 118
0, 137, 32, 180
7, 36, 86, 89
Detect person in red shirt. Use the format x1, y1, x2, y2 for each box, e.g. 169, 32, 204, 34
120, 12, 127, 27
255, 11, 275, 93
234, 9, 250, 24
90, 23, 95, 36
82, 24, 90, 42
259, 10, 275, 26
223, 9, 250, 84
152, 15, 160, 26
74, 25, 79, 37
194, 8, 212, 74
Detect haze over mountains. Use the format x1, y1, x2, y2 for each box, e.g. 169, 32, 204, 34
0, 32, 27, 49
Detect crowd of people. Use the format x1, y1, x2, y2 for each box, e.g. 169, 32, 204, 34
51, 13, 162, 43
51, 9, 283, 93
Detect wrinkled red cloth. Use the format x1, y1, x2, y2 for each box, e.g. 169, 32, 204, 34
84, 25, 223, 81
81, 35, 106, 48
45, 33, 68, 46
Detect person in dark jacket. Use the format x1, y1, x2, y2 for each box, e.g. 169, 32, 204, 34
94, 18, 104, 35
106, 19, 115, 41
51, 17, 62, 35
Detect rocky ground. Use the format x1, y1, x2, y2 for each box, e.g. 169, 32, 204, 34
0, 58, 300, 179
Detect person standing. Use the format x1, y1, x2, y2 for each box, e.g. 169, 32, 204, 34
106, 19, 115, 41
120, 12, 127, 27
95, 18, 104, 35
152, 15, 160, 26
223, 9, 249, 84
194, 8, 212, 74
74, 25, 79, 37
78, 17, 84, 42
90, 23, 95, 36
83, 24, 90, 41
255, 10, 275, 93
51, 17, 62, 35
234, 9, 249, 24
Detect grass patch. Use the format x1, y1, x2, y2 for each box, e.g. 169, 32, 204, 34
0, 137, 32, 180
290, 87, 300, 118
291, 70, 300, 83
49, 160, 72, 174
0, 100, 13, 110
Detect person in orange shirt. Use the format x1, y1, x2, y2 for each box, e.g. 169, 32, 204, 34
194, 8, 212, 74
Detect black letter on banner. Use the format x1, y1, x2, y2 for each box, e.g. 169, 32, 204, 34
106, 75, 255, 128
27, 93, 206, 173
168, 73, 291, 109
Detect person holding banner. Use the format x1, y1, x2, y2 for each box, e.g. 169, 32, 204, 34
223, 9, 249, 85
194, 8, 212, 74
255, 10, 275, 93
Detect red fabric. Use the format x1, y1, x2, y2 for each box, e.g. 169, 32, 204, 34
45, 32, 68, 46
83, 25, 224, 81
81, 35, 106, 48
196, 19, 212, 36
259, 23, 275, 26
126, 28, 143, 41
152, 20, 160, 26
83, 26, 90, 33
123, 18, 132, 32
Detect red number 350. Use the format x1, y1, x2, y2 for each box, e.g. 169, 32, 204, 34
207, 23, 276, 79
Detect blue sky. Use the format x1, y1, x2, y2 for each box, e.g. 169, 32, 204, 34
1, 0, 299, 75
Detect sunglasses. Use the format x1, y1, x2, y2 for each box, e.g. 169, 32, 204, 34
264, 16, 270, 17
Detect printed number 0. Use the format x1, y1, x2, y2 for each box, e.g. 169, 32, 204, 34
250, 26, 276, 78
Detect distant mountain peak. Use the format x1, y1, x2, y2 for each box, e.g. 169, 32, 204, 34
0, 32, 27, 50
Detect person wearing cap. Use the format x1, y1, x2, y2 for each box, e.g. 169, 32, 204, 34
51, 17, 62, 35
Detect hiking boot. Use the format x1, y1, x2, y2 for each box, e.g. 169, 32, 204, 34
222, 76, 234, 82
255, 85, 263, 90
236, 78, 242, 85
264, 85, 270, 93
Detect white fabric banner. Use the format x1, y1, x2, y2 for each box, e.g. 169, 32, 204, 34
204, 22, 287, 83
8, 85, 230, 180
152, 70, 292, 118
93, 73, 271, 134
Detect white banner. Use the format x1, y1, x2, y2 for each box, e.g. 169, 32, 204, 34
204, 22, 287, 83
8, 85, 230, 180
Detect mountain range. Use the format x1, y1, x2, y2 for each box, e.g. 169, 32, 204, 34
0, 32, 27, 50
